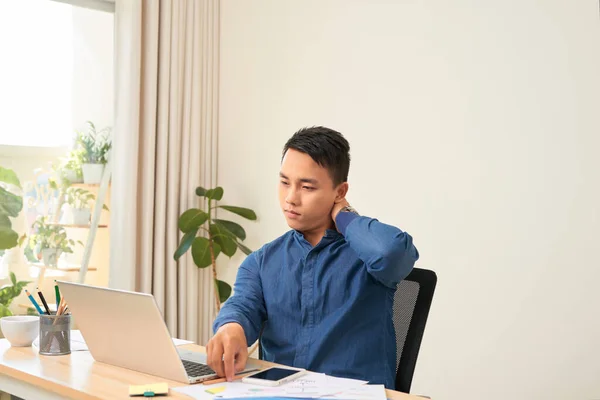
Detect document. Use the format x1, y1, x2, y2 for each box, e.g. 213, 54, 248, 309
172, 372, 371, 400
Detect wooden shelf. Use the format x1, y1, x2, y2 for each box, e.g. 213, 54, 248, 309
48, 223, 108, 228
70, 183, 110, 188
29, 263, 98, 272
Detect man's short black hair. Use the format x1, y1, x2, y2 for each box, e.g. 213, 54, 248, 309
282, 126, 350, 186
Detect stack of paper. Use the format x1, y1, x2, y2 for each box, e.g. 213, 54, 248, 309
172, 372, 386, 400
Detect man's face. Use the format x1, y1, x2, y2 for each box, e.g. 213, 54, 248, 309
278, 149, 344, 233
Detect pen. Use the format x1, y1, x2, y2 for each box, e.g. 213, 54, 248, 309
54, 280, 61, 306
24, 289, 44, 315
37, 288, 52, 315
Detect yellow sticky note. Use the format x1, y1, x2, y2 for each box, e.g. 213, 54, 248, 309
129, 382, 169, 396
205, 386, 226, 395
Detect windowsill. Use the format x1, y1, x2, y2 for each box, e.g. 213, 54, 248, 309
0, 145, 70, 158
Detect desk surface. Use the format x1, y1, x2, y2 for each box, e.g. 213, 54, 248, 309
0, 339, 419, 400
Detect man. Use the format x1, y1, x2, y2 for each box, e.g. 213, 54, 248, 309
207, 126, 419, 389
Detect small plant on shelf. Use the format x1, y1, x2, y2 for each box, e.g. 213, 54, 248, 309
28, 216, 83, 267
63, 187, 109, 225
77, 121, 111, 184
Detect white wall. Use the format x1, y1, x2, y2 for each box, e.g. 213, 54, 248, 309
218, 1, 600, 399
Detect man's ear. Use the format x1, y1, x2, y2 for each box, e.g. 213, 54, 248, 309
334, 182, 349, 203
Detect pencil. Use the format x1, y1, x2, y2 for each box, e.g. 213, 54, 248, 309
54, 280, 61, 307
24, 289, 44, 315
37, 288, 52, 315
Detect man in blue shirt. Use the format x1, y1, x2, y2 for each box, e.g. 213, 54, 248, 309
207, 127, 419, 389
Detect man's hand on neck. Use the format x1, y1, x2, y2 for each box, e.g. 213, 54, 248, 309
331, 198, 350, 231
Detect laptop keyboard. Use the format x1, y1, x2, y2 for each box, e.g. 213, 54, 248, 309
181, 359, 215, 377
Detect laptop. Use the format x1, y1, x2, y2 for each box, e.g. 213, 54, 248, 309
57, 281, 260, 384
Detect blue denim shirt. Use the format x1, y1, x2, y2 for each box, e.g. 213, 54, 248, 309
213, 213, 419, 389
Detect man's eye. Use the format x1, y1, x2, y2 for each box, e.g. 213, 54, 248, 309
303, 186, 315, 190
281, 181, 289, 186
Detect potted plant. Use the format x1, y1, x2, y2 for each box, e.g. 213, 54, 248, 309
64, 187, 109, 225
60, 148, 85, 184
77, 121, 111, 184
29, 216, 82, 267
0, 272, 31, 317
174, 186, 257, 312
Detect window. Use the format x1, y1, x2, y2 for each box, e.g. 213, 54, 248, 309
0, 0, 74, 147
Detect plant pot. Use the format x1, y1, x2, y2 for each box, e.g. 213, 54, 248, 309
81, 164, 104, 184
63, 168, 83, 184
71, 208, 91, 225
41, 249, 62, 267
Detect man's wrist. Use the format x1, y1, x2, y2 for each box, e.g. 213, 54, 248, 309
339, 205, 359, 216
335, 208, 360, 236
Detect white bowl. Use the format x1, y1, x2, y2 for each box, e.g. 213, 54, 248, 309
0, 316, 40, 347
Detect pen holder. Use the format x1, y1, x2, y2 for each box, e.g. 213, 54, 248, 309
39, 313, 71, 356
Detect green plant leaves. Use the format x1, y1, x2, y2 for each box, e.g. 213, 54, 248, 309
235, 241, 253, 256
0, 227, 18, 250
0, 187, 23, 218
216, 279, 232, 303
196, 186, 224, 200
205, 187, 224, 201
178, 209, 209, 233
173, 229, 198, 261
0, 304, 12, 317
191, 237, 220, 268
218, 206, 257, 220
214, 219, 246, 241
210, 224, 237, 257
0, 167, 21, 189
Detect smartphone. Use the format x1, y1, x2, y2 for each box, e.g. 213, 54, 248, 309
241, 366, 306, 387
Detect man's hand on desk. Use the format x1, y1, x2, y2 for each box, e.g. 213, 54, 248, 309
207, 322, 248, 381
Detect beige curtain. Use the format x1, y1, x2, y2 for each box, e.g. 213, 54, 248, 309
110, 0, 219, 344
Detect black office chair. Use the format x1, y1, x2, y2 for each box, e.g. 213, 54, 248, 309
257, 267, 437, 394
393, 267, 437, 393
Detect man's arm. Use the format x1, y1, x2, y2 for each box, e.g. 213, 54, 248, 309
334, 206, 419, 289
207, 251, 266, 380
213, 251, 266, 344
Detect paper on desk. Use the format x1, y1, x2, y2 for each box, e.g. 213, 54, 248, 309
172, 372, 368, 399
32, 330, 194, 351
320, 384, 386, 400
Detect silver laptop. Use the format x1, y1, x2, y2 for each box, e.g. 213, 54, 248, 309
57, 281, 259, 384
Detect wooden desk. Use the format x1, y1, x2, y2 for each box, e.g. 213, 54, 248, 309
0, 339, 419, 399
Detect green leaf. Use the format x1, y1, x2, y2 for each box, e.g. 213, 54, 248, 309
235, 241, 253, 256
0, 167, 21, 189
216, 279, 232, 303
0, 187, 23, 218
218, 206, 257, 221
0, 226, 19, 250
0, 215, 11, 228
195, 186, 207, 197
173, 229, 198, 260
9, 272, 16, 286
178, 209, 209, 233
210, 224, 237, 257
191, 237, 220, 268
0, 304, 12, 318
214, 219, 246, 240
205, 187, 224, 201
